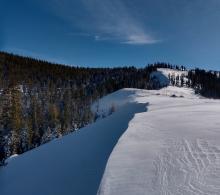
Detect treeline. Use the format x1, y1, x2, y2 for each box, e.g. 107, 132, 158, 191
188, 68, 220, 98
150, 62, 187, 71
0, 52, 155, 165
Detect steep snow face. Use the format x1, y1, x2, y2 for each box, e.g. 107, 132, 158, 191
98, 87, 220, 195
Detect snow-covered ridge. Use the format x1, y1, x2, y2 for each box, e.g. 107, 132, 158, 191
91, 67, 193, 118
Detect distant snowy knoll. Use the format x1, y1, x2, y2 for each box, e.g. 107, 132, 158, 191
0, 89, 147, 195
150, 68, 188, 88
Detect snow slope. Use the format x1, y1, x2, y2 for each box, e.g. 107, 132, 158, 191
98, 87, 220, 195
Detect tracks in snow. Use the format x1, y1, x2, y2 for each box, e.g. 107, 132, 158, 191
154, 139, 220, 195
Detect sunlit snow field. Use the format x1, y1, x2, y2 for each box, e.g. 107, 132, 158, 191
99, 87, 220, 195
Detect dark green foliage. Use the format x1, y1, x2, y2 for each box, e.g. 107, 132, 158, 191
0, 129, 5, 165
188, 69, 220, 98
10, 87, 23, 154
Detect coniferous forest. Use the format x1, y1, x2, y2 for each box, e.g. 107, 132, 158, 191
0, 52, 156, 165
0, 51, 220, 165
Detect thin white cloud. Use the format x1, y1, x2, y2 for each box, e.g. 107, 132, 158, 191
81, 0, 158, 45
124, 34, 159, 45
45, 0, 159, 45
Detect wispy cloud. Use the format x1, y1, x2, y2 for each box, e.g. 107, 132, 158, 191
123, 34, 159, 45
46, 0, 159, 45
81, 0, 158, 45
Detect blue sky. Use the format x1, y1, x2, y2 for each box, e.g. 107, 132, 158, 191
1, 0, 220, 70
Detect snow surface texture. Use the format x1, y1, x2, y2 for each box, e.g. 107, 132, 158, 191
98, 87, 220, 195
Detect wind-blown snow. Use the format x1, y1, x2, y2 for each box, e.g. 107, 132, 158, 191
1, 86, 220, 195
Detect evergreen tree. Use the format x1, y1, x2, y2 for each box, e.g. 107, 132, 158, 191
10, 87, 23, 154
62, 89, 72, 133
27, 115, 34, 149
0, 129, 6, 165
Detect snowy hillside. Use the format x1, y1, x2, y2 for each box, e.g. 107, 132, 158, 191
150, 68, 188, 87
1, 86, 220, 195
